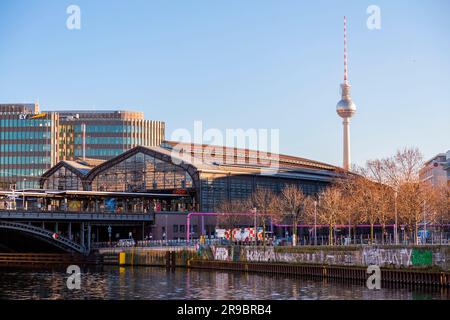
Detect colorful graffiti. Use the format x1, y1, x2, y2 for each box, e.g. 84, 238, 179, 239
411, 249, 432, 266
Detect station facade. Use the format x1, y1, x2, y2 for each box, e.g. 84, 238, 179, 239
39, 141, 343, 240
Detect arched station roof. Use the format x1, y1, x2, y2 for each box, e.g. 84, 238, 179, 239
39, 160, 94, 188
84, 146, 201, 187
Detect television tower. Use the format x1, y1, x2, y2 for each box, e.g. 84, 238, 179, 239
336, 16, 356, 171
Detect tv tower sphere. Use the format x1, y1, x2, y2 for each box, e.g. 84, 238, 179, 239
336, 16, 356, 171
336, 84, 357, 118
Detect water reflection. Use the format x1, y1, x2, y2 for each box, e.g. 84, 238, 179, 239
0, 266, 448, 300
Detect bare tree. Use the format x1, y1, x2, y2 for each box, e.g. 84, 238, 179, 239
275, 184, 311, 246
247, 187, 278, 245
334, 176, 360, 243
316, 185, 346, 245
375, 147, 424, 187
352, 147, 424, 243
216, 199, 252, 229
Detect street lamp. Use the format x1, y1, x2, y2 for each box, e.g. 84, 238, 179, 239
314, 200, 318, 246
394, 190, 398, 245
252, 208, 257, 245
422, 200, 427, 245
22, 178, 27, 210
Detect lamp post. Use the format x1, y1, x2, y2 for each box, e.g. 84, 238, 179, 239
423, 200, 427, 245
252, 207, 257, 245
394, 190, 398, 245
314, 200, 318, 246
22, 178, 27, 210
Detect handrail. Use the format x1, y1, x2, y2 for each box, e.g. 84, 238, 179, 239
0, 210, 154, 221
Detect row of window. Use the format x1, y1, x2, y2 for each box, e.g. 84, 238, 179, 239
74, 148, 123, 157
0, 131, 51, 140
200, 176, 325, 212
73, 137, 146, 146
0, 144, 51, 152
73, 125, 145, 134
0, 156, 51, 165
0, 119, 52, 127
0, 168, 46, 177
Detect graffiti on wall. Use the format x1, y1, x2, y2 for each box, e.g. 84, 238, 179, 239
275, 251, 358, 265
209, 246, 444, 269
411, 249, 432, 266
246, 247, 276, 262
213, 246, 230, 261
362, 248, 413, 267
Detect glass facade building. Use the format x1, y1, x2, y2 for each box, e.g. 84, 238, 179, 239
0, 104, 58, 189
0, 104, 165, 190
58, 110, 165, 161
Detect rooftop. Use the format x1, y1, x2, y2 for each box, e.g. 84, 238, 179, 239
161, 140, 340, 172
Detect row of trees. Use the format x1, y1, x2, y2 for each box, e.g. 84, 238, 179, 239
216, 148, 449, 245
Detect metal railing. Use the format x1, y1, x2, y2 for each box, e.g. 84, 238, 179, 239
0, 209, 154, 221
92, 239, 227, 249
92, 233, 450, 249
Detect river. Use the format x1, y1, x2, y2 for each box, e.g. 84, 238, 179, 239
0, 266, 448, 300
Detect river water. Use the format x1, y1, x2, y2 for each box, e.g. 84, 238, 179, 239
0, 266, 448, 300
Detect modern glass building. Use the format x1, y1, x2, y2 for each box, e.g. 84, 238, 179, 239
0, 104, 165, 189
0, 103, 59, 189
58, 110, 165, 161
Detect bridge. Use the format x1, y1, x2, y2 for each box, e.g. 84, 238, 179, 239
0, 209, 154, 254
0, 189, 183, 254
0, 221, 85, 254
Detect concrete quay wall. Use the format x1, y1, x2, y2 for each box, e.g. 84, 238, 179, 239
100, 245, 450, 271
207, 245, 450, 271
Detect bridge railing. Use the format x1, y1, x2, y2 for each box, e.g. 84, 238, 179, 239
0, 209, 155, 221
92, 235, 450, 249
0, 208, 154, 215
92, 239, 227, 249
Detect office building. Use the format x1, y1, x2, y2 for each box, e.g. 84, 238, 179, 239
420, 151, 450, 187
0, 103, 59, 189
58, 110, 165, 160
0, 104, 165, 189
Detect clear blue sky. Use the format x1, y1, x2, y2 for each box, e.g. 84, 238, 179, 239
1, 0, 449, 167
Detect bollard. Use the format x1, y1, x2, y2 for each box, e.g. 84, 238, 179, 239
165, 251, 171, 269
119, 251, 126, 266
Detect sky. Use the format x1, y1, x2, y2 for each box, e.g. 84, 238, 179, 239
0, 0, 449, 167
